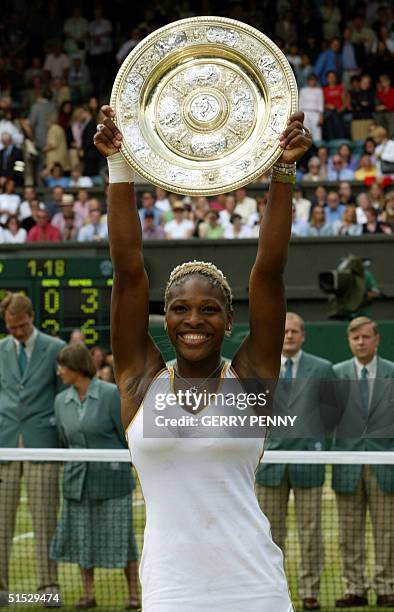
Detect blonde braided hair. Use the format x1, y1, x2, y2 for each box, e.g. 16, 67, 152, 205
164, 261, 233, 313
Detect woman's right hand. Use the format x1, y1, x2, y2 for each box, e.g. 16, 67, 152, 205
93, 106, 123, 158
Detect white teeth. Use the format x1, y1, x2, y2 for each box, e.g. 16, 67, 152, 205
181, 334, 208, 343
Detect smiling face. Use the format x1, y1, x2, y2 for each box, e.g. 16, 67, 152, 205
165, 276, 232, 362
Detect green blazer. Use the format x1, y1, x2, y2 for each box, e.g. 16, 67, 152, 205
332, 356, 394, 493
256, 352, 336, 488
54, 378, 135, 501
0, 330, 65, 448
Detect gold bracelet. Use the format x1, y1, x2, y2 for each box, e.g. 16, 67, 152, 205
271, 161, 297, 185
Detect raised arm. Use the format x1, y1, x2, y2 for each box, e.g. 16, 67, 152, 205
94, 107, 165, 424
232, 113, 311, 380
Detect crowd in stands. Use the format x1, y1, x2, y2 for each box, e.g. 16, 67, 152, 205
0, 0, 394, 242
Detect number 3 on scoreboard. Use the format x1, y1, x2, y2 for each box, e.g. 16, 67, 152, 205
81, 318, 99, 345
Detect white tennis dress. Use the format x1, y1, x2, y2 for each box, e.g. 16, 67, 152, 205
127, 365, 293, 612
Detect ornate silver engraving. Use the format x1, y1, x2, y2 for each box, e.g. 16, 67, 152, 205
258, 55, 283, 86
184, 65, 221, 87
159, 97, 182, 129
231, 90, 254, 122
190, 94, 220, 122
122, 73, 144, 105
154, 31, 187, 58
190, 133, 227, 156
125, 126, 150, 158
206, 27, 240, 46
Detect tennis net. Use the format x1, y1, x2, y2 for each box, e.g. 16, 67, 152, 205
0, 449, 393, 611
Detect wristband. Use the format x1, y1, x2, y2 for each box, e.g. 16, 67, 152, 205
107, 152, 135, 183
271, 161, 297, 185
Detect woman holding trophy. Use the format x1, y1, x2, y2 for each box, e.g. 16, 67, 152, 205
94, 16, 311, 612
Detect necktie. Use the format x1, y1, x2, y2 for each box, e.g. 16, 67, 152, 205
18, 342, 28, 376
359, 366, 369, 419
283, 358, 294, 380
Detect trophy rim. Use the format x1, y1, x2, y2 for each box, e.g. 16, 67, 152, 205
110, 16, 298, 196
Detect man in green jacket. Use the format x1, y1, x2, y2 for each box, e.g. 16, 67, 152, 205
256, 312, 336, 612
333, 317, 394, 609
0, 293, 65, 607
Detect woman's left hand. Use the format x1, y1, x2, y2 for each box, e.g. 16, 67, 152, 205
278, 111, 312, 163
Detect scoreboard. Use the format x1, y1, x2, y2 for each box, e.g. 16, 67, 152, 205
0, 257, 114, 347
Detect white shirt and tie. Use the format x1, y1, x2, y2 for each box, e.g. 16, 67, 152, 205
280, 350, 303, 379
353, 354, 377, 413
13, 327, 38, 365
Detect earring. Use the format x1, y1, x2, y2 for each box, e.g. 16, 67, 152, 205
225, 327, 232, 337
164, 321, 168, 331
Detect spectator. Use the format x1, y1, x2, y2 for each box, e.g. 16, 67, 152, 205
19, 186, 38, 224
292, 185, 311, 222
325, 191, 346, 224
305, 206, 335, 236
327, 154, 354, 181
222, 213, 251, 238
333, 318, 394, 609
295, 53, 313, 89
49, 77, 71, 109
191, 196, 210, 237
52, 194, 83, 234
45, 185, 65, 219
20, 198, 41, 232
368, 40, 393, 83
371, 126, 394, 178
116, 28, 142, 65
362, 207, 392, 234
51, 343, 140, 610
43, 40, 70, 81
154, 187, 170, 213
199, 209, 225, 239
77, 200, 108, 242
69, 329, 86, 344
2, 214, 27, 243
42, 163, 70, 189
375, 74, 394, 138
286, 44, 302, 72
256, 312, 335, 612
164, 201, 194, 239
356, 192, 370, 224
69, 168, 93, 188
0, 132, 24, 187
27, 205, 61, 242
299, 74, 324, 141
28, 89, 56, 166
316, 146, 329, 177
80, 107, 102, 177
290, 204, 308, 236
354, 154, 377, 181
0, 178, 21, 226
362, 137, 377, 161
43, 116, 71, 175
138, 191, 162, 226
341, 26, 361, 90
314, 38, 342, 86
61, 209, 78, 241
97, 364, 115, 383
88, 7, 113, 97
350, 74, 376, 141
323, 71, 346, 139
73, 188, 91, 222
337, 143, 359, 171
217, 194, 235, 228
68, 54, 92, 105
373, 25, 394, 55
333, 205, 363, 236
380, 191, 394, 227
24, 56, 45, 88
302, 156, 324, 182
338, 181, 356, 206
312, 186, 328, 210
350, 16, 377, 54
63, 7, 89, 55
321, 0, 342, 40
90, 345, 107, 371
0, 293, 65, 605
0, 107, 24, 150
234, 187, 257, 223
368, 182, 385, 209
142, 210, 165, 240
